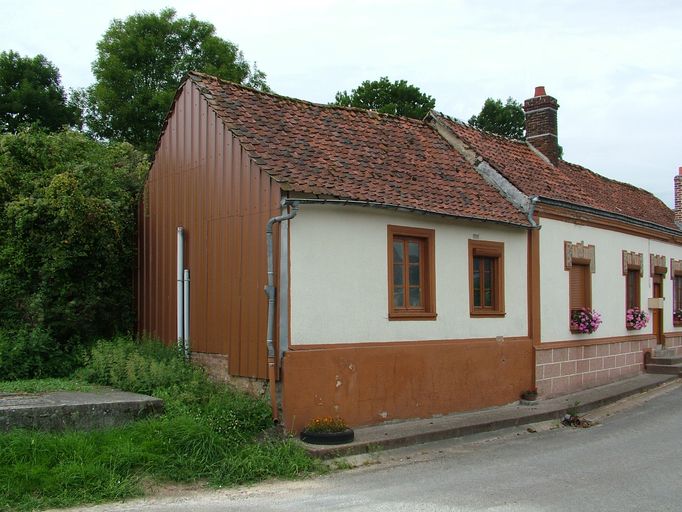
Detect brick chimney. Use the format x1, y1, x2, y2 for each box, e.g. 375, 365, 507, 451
524, 86, 560, 165
675, 167, 682, 225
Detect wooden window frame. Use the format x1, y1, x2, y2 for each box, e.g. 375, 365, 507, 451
387, 225, 436, 321
625, 267, 641, 310
672, 260, 682, 327
468, 240, 505, 317
674, 276, 682, 327
568, 259, 592, 333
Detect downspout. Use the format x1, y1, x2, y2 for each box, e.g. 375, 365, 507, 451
183, 269, 190, 359
265, 201, 300, 423
176, 227, 184, 351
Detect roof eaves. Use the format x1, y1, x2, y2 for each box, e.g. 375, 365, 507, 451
537, 196, 682, 238
284, 196, 532, 229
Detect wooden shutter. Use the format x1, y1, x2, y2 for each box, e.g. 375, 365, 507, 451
569, 264, 589, 310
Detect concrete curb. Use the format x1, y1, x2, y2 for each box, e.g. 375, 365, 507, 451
302, 374, 677, 459
0, 391, 164, 432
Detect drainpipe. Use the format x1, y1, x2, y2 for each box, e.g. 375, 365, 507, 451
265, 201, 300, 423
183, 269, 190, 359
177, 227, 184, 351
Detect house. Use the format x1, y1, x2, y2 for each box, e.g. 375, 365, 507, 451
137, 74, 682, 432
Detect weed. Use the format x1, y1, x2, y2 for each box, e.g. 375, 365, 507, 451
0, 336, 320, 510
0, 378, 104, 394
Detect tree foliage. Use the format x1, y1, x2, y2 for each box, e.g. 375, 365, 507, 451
468, 97, 525, 139
0, 128, 147, 359
333, 77, 435, 120
85, 8, 268, 153
0, 50, 80, 133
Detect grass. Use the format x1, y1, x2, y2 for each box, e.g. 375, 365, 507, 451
0, 378, 105, 394
0, 336, 321, 511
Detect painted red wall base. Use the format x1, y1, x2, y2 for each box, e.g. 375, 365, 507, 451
281, 337, 533, 432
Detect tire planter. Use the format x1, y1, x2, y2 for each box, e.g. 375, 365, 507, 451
299, 428, 355, 445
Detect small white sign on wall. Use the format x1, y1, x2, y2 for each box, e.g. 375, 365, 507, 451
648, 297, 665, 309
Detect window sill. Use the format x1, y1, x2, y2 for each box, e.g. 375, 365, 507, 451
389, 312, 437, 321
470, 310, 506, 318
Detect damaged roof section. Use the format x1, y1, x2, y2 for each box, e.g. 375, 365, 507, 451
182, 72, 531, 227
429, 112, 679, 232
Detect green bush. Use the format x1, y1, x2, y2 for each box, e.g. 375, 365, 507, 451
0, 327, 82, 380
0, 128, 147, 357
77, 336, 199, 396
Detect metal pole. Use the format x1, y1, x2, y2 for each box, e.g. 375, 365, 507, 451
177, 227, 184, 351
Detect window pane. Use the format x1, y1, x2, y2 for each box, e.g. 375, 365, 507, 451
409, 264, 420, 286
393, 241, 403, 264
393, 264, 403, 286
409, 286, 421, 307
393, 287, 404, 308
484, 258, 493, 307
408, 241, 420, 264
473, 266, 480, 307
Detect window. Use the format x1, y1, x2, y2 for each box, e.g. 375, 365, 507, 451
626, 269, 640, 310
387, 225, 435, 320
569, 262, 591, 312
468, 240, 505, 316
674, 275, 682, 326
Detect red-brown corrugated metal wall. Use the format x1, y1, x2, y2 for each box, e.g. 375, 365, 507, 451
138, 81, 281, 379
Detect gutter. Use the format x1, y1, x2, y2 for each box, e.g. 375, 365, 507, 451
535, 196, 682, 238
279, 197, 532, 229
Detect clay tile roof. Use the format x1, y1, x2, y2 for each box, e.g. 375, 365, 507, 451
183, 72, 529, 227
432, 113, 679, 232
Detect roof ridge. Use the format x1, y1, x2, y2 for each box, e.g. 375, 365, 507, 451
187, 71, 428, 125
431, 110, 528, 145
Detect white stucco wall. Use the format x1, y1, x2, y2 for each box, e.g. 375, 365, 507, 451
288, 205, 528, 344
538, 216, 682, 342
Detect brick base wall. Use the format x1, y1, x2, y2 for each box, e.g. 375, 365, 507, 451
535, 337, 657, 397
190, 352, 267, 397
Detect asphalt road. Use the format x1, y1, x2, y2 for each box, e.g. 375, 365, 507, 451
63, 383, 682, 512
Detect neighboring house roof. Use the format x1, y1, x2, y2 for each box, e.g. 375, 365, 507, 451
430, 112, 679, 232
171, 72, 530, 227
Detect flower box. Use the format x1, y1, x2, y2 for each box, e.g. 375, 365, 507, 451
625, 307, 649, 330
570, 308, 602, 334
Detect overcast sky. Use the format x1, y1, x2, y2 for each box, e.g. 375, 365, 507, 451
2, 0, 680, 206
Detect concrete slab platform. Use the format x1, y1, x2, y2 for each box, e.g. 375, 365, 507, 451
0, 390, 164, 432
302, 373, 677, 459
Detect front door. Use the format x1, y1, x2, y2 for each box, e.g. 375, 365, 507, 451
653, 275, 664, 346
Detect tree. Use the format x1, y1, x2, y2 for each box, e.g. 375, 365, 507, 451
333, 77, 435, 120
0, 51, 80, 133
468, 97, 525, 139
85, 8, 269, 153
0, 128, 147, 368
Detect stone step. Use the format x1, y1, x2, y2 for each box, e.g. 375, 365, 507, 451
653, 348, 677, 358
0, 391, 164, 432
650, 355, 682, 365
645, 363, 682, 375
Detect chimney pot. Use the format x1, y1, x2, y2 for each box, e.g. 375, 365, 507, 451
678, 166, 682, 175
534, 86, 546, 97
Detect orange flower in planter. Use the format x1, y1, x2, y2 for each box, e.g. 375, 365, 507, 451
304, 416, 348, 433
